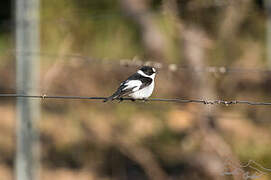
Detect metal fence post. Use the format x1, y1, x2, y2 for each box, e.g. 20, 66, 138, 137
15, 0, 40, 179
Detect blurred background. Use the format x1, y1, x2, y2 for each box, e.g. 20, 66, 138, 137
1, 0, 271, 179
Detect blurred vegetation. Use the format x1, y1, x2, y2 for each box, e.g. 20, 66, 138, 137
1, 0, 271, 179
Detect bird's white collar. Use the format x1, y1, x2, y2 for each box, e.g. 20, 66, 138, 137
137, 70, 156, 79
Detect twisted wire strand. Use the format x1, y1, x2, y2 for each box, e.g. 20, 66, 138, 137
1, 94, 271, 106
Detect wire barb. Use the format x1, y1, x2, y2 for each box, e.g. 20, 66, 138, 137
1, 94, 271, 106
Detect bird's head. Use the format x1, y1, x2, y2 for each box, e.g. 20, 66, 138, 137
138, 66, 157, 79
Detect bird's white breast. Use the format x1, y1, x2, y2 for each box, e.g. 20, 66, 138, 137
129, 81, 155, 99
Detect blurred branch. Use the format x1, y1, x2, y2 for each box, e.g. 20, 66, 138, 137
80, 119, 169, 180
163, 0, 244, 179
43, 34, 74, 92
115, 136, 169, 180
181, 26, 232, 180
120, 0, 166, 61
219, 0, 252, 40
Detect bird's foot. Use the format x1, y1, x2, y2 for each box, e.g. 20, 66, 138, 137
142, 98, 148, 102
118, 97, 124, 103
131, 98, 136, 102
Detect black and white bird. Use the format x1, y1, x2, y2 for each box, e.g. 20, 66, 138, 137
104, 66, 156, 102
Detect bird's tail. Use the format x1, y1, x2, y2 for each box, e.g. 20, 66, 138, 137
103, 95, 114, 102
103, 92, 120, 102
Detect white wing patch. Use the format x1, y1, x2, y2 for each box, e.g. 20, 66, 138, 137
122, 80, 142, 91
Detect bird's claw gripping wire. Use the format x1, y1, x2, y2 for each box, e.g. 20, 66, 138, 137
118, 97, 124, 103
142, 98, 148, 102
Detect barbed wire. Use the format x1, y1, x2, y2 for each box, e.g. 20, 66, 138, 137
9, 51, 271, 75
1, 94, 271, 106
222, 159, 271, 179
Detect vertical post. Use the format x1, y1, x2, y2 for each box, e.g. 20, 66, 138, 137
266, 0, 271, 68
15, 0, 40, 179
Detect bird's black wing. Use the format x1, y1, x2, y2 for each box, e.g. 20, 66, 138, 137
104, 73, 152, 102
104, 74, 140, 102
121, 73, 152, 90
111, 82, 136, 98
